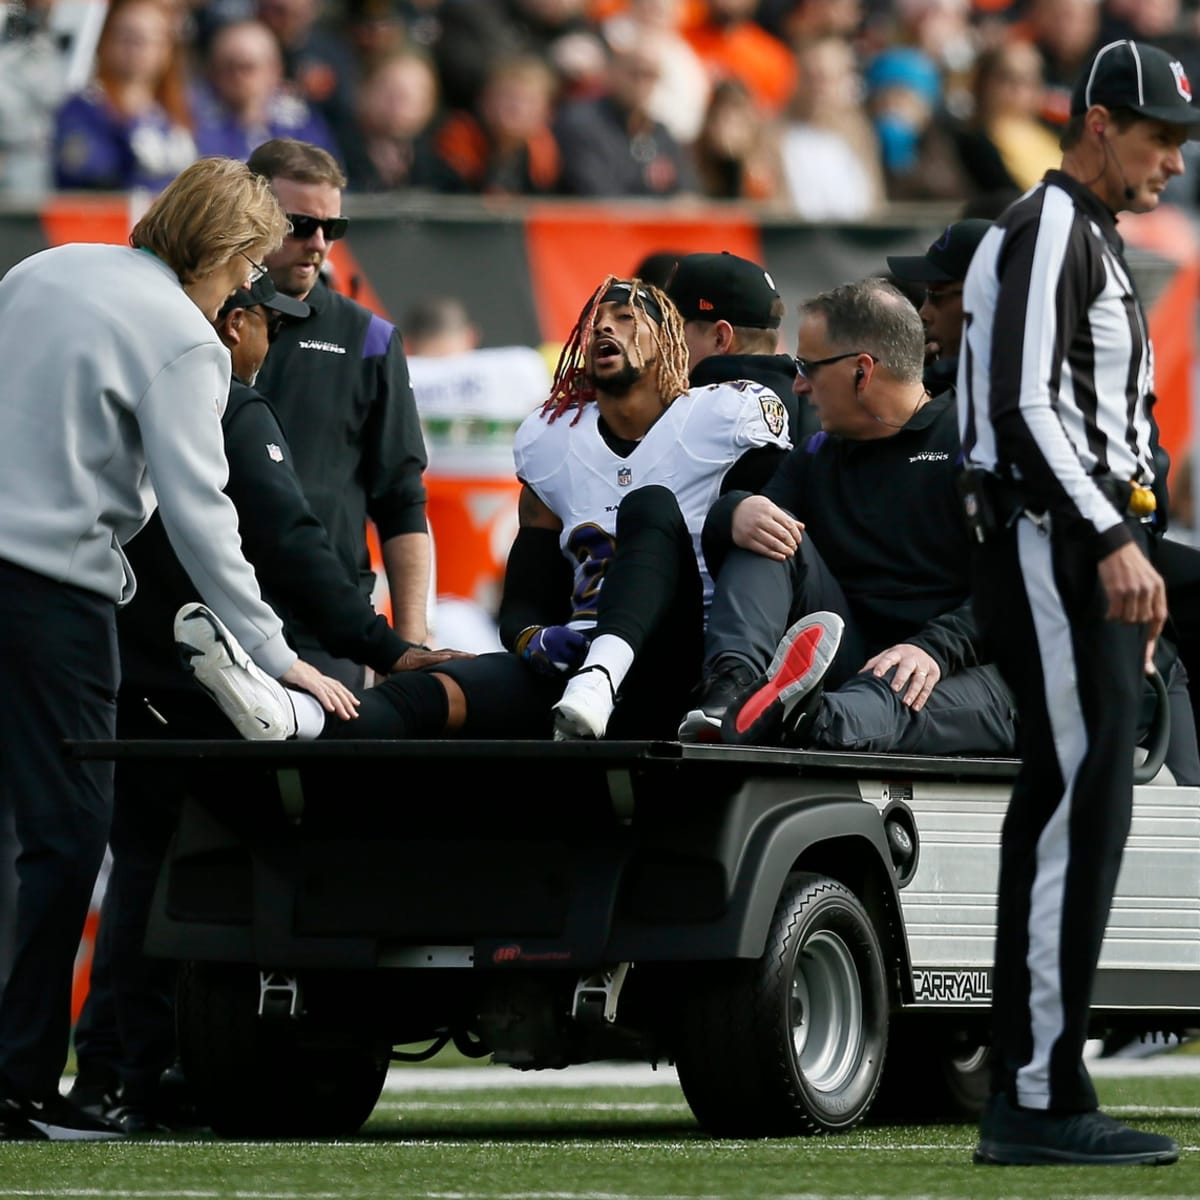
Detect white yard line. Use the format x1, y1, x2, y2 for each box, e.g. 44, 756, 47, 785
382, 1054, 1200, 1093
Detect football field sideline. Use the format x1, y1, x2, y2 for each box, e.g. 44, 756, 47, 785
381, 1046, 1200, 1093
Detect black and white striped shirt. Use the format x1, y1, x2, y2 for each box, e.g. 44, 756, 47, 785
957, 169, 1155, 556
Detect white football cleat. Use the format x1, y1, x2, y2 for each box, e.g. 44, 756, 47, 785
174, 603, 296, 740
552, 666, 616, 741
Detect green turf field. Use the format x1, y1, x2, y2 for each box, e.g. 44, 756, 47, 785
1, 1067, 1199, 1200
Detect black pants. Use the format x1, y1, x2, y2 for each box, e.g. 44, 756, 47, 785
0, 559, 116, 1101
71, 689, 226, 1102
0, 805, 16, 997
704, 538, 1017, 756
1154, 535, 1200, 761
336, 485, 706, 742
972, 513, 1148, 1113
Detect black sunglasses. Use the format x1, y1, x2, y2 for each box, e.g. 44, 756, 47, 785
285, 213, 349, 241
793, 350, 867, 379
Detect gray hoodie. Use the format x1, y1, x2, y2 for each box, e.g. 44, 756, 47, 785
0, 242, 294, 678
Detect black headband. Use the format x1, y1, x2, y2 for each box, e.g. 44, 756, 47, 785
598, 282, 663, 325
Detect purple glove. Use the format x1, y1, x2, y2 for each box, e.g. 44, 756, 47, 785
518, 625, 589, 676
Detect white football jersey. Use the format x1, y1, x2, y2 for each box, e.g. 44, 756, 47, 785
513, 380, 790, 626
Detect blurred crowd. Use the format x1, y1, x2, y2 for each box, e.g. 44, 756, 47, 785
3, 0, 1200, 212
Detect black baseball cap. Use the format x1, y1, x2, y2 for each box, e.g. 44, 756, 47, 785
666, 251, 782, 329
218, 274, 310, 321
1071, 39, 1200, 129
887, 219, 993, 284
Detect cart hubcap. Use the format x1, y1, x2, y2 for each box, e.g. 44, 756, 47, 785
790, 929, 863, 1092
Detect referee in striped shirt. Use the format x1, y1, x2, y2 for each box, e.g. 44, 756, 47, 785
958, 40, 1199, 1167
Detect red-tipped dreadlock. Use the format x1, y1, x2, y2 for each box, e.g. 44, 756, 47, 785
540, 275, 690, 425
541, 274, 614, 424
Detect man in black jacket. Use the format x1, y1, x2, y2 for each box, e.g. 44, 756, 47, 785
666, 250, 819, 441
249, 138, 431, 687
678, 276, 1016, 752
70, 276, 459, 1133
887, 218, 992, 396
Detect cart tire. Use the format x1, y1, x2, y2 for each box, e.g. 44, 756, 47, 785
873, 1019, 991, 1123
673, 873, 888, 1137
176, 961, 388, 1138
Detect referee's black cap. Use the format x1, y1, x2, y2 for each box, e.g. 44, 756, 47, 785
1072, 39, 1200, 129
887, 219, 993, 284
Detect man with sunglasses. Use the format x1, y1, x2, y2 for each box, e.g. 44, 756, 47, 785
70, 272, 464, 1134
247, 137, 431, 689
679, 275, 1016, 757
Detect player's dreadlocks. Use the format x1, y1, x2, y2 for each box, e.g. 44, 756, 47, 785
541, 275, 691, 424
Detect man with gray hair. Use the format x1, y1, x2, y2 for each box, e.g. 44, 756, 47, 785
679, 276, 1016, 755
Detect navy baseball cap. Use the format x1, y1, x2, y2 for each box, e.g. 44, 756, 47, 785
887, 219, 993, 284
219, 274, 309, 321
666, 251, 782, 329
1072, 39, 1200, 129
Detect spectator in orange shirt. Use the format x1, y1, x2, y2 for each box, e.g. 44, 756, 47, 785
432, 54, 562, 195
1012, 0, 1103, 128
684, 0, 798, 117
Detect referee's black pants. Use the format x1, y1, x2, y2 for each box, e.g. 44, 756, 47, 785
0, 559, 117, 1103
971, 513, 1148, 1114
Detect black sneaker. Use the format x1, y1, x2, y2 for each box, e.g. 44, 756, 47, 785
105, 1102, 166, 1135
0, 1098, 47, 1141
155, 1062, 204, 1130
677, 659, 756, 743
974, 1092, 1178, 1166
66, 1071, 119, 1120
2, 1093, 124, 1142
722, 613, 844, 746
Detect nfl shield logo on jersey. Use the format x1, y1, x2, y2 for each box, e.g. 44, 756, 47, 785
266, 443, 284, 462
617, 466, 632, 487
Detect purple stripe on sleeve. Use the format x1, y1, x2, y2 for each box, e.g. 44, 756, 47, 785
363, 314, 395, 359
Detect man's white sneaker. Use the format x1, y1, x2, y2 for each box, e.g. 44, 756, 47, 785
552, 666, 616, 740
174, 603, 297, 740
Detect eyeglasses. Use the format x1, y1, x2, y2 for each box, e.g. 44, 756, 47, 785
239, 250, 269, 284
246, 306, 285, 339
923, 286, 963, 307
285, 213, 349, 241
793, 351, 866, 379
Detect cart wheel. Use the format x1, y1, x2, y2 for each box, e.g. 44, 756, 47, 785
674, 872, 889, 1137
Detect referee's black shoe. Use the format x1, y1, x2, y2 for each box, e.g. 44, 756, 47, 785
974, 1092, 1177, 1166
0, 1093, 124, 1141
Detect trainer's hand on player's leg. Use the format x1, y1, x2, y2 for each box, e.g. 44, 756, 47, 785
390, 646, 475, 672
281, 660, 360, 721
